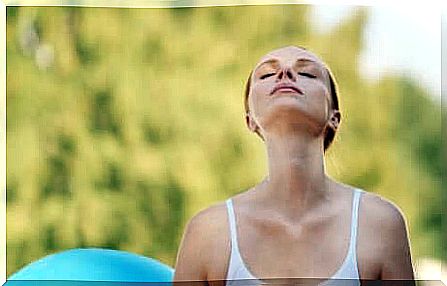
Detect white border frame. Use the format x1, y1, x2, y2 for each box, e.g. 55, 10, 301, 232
1, 1, 445, 285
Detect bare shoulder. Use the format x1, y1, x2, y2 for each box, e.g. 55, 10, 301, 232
359, 191, 408, 229
356, 190, 414, 279
358, 192, 414, 280
333, 182, 407, 228
185, 201, 230, 238
174, 201, 231, 281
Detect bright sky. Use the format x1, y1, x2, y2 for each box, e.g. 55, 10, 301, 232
311, 4, 442, 102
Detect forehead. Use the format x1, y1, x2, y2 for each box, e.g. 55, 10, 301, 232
254, 46, 326, 70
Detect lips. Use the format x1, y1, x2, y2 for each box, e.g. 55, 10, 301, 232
270, 83, 303, 96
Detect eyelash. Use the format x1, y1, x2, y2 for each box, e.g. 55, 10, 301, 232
259, 71, 317, 79
259, 73, 276, 80
298, 72, 317, 78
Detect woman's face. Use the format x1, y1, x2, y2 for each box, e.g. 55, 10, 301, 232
247, 46, 335, 139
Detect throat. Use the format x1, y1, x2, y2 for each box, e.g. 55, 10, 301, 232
260, 175, 331, 219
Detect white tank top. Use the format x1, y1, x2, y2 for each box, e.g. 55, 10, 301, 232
225, 189, 363, 286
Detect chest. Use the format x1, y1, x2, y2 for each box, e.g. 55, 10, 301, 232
236, 214, 353, 278
207, 198, 383, 281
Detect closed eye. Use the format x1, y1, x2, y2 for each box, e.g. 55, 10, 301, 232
298, 72, 316, 78
260, 73, 276, 80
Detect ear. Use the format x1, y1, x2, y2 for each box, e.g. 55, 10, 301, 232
245, 112, 259, 133
328, 110, 341, 131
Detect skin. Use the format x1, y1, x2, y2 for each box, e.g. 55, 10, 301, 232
174, 46, 415, 285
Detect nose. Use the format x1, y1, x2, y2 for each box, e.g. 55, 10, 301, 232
276, 67, 296, 82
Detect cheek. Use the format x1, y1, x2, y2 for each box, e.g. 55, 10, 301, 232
304, 83, 332, 117
249, 82, 271, 112
251, 81, 272, 96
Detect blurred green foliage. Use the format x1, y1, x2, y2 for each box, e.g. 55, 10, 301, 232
6, 5, 444, 276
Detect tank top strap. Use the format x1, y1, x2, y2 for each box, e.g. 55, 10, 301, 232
348, 189, 363, 254
226, 199, 239, 252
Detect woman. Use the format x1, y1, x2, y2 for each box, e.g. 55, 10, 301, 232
174, 46, 415, 285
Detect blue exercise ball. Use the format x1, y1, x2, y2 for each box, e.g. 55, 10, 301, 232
7, 248, 174, 285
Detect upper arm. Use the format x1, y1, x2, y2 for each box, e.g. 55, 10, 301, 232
174, 203, 230, 284
376, 199, 415, 281
174, 210, 211, 283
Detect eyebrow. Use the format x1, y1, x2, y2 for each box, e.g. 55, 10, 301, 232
295, 58, 317, 64
254, 57, 320, 71
254, 58, 279, 71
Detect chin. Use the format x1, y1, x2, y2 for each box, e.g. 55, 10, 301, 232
267, 100, 307, 116
260, 105, 326, 133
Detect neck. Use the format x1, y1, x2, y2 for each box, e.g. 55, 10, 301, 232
260, 132, 330, 218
